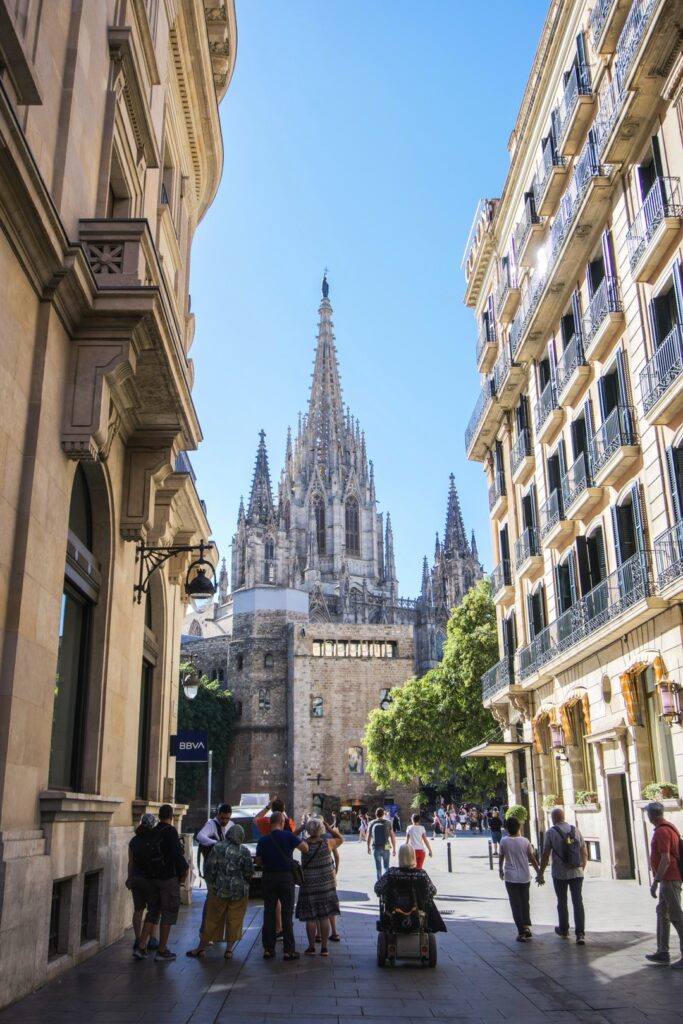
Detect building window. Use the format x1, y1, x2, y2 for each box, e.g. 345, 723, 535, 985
264, 539, 275, 584
311, 697, 324, 718
337, 640, 348, 656
361, 641, 369, 658
236, 654, 243, 671
380, 688, 392, 710
258, 688, 270, 712
188, 619, 202, 637
264, 652, 274, 669
345, 496, 360, 555
136, 660, 153, 800
312, 640, 323, 657
567, 701, 595, 793
349, 641, 360, 657
48, 879, 71, 960
639, 667, 677, 783
324, 640, 335, 657
313, 494, 326, 554
348, 747, 363, 774
81, 872, 100, 945
387, 641, 397, 658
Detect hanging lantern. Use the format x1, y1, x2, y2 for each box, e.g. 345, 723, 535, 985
550, 721, 566, 752
657, 678, 680, 725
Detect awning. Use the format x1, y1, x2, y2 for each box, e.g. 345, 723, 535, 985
461, 740, 533, 758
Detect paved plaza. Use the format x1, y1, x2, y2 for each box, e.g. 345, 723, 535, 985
1, 833, 681, 1024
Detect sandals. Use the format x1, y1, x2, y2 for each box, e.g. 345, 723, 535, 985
305, 947, 317, 956
329, 933, 340, 942
283, 951, 300, 961
263, 950, 275, 959
320, 947, 329, 957
186, 948, 206, 958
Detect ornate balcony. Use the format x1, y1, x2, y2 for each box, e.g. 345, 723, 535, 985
488, 472, 507, 518
511, 428, 534, 485
590, 0, 631, 56
465, 379, 498, 461
583, 276, 624, 362
556, 64, 594, 157
654, 522, 683, 593
589, 405, 639, 488
517, 552, 657, 683
464, 199, 499, 309
626, 177, 683, 284
495, 266, 520, 324
514, 526, 543, 581
493, 342, 525, 410
533, 143, 569, 217
561, 451, 603, 520
513, 199, 544, 268
476, 319, 497, 374
491, 559, 514, 606
556, 331, 590, 406
640, 323, 683, 424
482, 655, 515, 705
540, 488, 575, 549
534, 381, 563, 445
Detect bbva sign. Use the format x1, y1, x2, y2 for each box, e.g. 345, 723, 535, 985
170, 729, 209, 763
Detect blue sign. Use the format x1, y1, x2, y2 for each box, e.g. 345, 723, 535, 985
170, 730, 208, 763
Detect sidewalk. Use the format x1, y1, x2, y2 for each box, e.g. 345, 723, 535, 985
0, 833, 680, 1024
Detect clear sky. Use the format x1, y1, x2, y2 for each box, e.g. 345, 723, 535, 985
189, 1, 549, 596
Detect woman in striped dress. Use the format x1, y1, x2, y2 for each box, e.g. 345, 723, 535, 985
296, 817, 344, 956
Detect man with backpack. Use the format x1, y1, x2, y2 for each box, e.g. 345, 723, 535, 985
367, 807, 397, 881
134, 804, 189, 962
196, 804, 233, 879
644, 801, 683, 967
536, 806, 587, 944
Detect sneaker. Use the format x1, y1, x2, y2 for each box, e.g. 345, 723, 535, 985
576, 934, 586, 945
147, 937, 160, 950
646, 952, 671, 964
669, 959, 683, 969
132, 945, 147, 960
154, 949, 177, 962
554, 927, 569, 938
524, 928, 532, 939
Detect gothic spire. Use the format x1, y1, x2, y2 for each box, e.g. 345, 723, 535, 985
247, 430, 274, 524
218, 557, 229, 605
434, 531, 442, 561
306, 284, 345, 465
444, 473, 467, 554
421, 556, 431, 600
385, 513, 396, 582
237, 494, 245, 525
471, 529, 479, 563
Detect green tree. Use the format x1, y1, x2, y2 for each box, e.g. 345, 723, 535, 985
364, 580, 504, 801
175, 673, 235, 808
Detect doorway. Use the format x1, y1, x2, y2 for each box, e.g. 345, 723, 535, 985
606, 773, 635, 879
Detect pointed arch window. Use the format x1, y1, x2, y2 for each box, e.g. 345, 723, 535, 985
345, 496, 360, 555
313, 494, 326, 554
264, 539, 275, 584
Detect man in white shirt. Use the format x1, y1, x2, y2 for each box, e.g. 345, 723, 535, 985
406, 813, 433, 869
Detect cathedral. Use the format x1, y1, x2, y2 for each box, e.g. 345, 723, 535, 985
182, 277, 482, 818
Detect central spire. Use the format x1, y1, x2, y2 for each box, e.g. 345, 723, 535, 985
444, 472, 468, 554
306, 278, 346, 465
247, 429, 274, 524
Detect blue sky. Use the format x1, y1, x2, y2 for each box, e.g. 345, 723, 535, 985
189, 1, 548, 596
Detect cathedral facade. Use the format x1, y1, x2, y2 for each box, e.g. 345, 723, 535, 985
183, 279, 482, 817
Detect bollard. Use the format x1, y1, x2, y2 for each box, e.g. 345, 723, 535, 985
447, 841, 453, 873
488, 840, 494, 870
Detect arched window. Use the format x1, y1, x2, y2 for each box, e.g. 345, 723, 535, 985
258, 688, 271, 712
188, 619, 202, 637
345, 496, 360, 555
238, 541, 246, 587
313, 494, 326, 554
236, 654, 243, 671
264, 539, 275, 584
264, 652, 274, 669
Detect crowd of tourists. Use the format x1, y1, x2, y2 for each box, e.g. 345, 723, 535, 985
124, 797, 683, 969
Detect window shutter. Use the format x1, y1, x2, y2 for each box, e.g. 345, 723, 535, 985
673, 259, 683, 324
584, 397, 594, 439
558, 439, 568, 478
488, 294, 496, 336
652, 135, 664, 177
615, 348, 630, 407
576, 30, 587, 71
509, 610, 517, 653
539, 584, 547, 630
666, 447, 683, 523
529, 482, 538, 530
601, 229, 615, 279
576, 535, 590, 596
549, 338, 558, 377
647, 298, 661, 349
554, 563, 562, 615
595, 529, 607, 582
597, 375, 607, 420
611, 505, 622, 566
571, 289, 582, 334
527, 594, 536, 640
568, 552, 578, 606
520, 393, 529, 429
631, 483, 647, 553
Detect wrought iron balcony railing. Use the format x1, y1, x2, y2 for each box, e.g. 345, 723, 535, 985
556, 64, 592, 145
640, 323, 683, 415
589, 405, 638, 476
540, 488, 564, 539
465, 378, 496, 452
514, 526, 541, 569
550, 140, 603, 262
490, 558, 512, 597
654, 521, 683, 590
509, 272, 547, 358
590, 0, 617, 48
533, 142, 567, 211
511, 428, 533, 475
495, 264, 518, 311
583, 275, 622, 351
615, 0, 659, 87
482, 655, 515, 702
561, 450, 593, 512
513, 197, 541, 258
488, 472, 507, 511
556, 330, 587, 398
476, 317, 497, 366
534, 380, 559, 434
626, 176, 683, 272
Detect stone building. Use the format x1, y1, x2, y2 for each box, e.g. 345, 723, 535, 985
462, 0, 683, 882
0, 0, 236, 1006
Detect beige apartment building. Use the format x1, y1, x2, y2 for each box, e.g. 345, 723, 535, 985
0, 0, 235, 1005
463, 0, 683, 882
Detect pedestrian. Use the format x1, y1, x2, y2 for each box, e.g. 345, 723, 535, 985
367, 807, 397, 881
469, 806, 479, 832
499, 816, 541, 942
483, 807, 489, 831
135, 804, 189, 961
255, 795, 296, 833
197, 803, 233, 860
255, 811, 308, 961
643, 801, 683, 967
536, 806, 587, 944
392, 810, 401, 833
406, 812, 433, 869
437, 805, 448, 836
432, 810, 442, 840
186, 823, 254, 960
458, 806, 467, 832
126, 813, 159, 956
489, 806, 503, 855
359, 812, 369, 841
297, 817, 343, 956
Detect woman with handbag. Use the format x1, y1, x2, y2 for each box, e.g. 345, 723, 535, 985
296, 817, 344, 956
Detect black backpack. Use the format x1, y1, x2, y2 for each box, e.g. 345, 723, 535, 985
135, 830, 167, 879
552, 825, 582, 868
371, 820, 390, 850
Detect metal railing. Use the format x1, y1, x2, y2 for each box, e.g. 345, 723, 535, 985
482, 655, 515, 702
495, 263, 518, 312
589, 405, 638, 475
556, 330, 587, 398
490, 559, 512, 597
540, 488, 564, 539
509, 272, 547, 358
533, 141, 567, 211
590, 0, 617, 48
534, 379, 559, 434
514, 526, 541, 569
493, 342, 514, 394
551, 139, 603, 262
626, 176, 683, 271
511, 428, 533, 475
465, 379, 496, 452
557, 64, 592, 145
513, 196, 541, 257
583, 275, 622, 353
640, 323, 683, 415
518, 551, 652, 679
488, 472, 507, 511
654, 521, 683, 590
615, 0, 659, 87
476, 318, 497, 367
561, 450, 593, 512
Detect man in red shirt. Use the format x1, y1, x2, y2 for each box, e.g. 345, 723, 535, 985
645, 801, 683, 968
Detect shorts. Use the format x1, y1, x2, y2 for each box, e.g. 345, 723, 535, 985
145, 877, 181, 926
415, 849, 426, 869
129, 876, 155, 913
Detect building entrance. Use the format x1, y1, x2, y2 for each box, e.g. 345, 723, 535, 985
606, 772, 635, 879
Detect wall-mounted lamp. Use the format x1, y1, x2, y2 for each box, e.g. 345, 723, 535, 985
134, 539, 217, 611
550, 721, 566, 753
657, 678, 681, 725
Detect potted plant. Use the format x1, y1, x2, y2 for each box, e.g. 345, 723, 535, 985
642, 782, 679, 800
575, 790, 598, 807
542, 794, 560, 811
506, 803, 528, 823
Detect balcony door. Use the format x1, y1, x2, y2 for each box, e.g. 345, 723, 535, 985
503, 611, 517, 661
577, 528, 607, 597
648, 263, 683, 352
527, 584, 547, 640
637, 136, 664, 203
556, 554, 577, 617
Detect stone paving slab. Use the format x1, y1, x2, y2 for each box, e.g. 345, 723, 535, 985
0, 834, 681, 1023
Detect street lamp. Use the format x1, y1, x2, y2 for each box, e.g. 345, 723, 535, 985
182, 666, 202, 700
657, 678, 681, 725
134, 539, 217, 608
550, 722, 566, 754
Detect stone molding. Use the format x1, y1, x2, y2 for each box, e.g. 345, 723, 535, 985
39, 791, 122, 824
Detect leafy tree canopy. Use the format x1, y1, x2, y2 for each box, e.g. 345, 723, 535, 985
175, 672, 235, 808
363, 580, 504, 802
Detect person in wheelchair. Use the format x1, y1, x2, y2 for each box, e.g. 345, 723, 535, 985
374, 844, 446, 934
